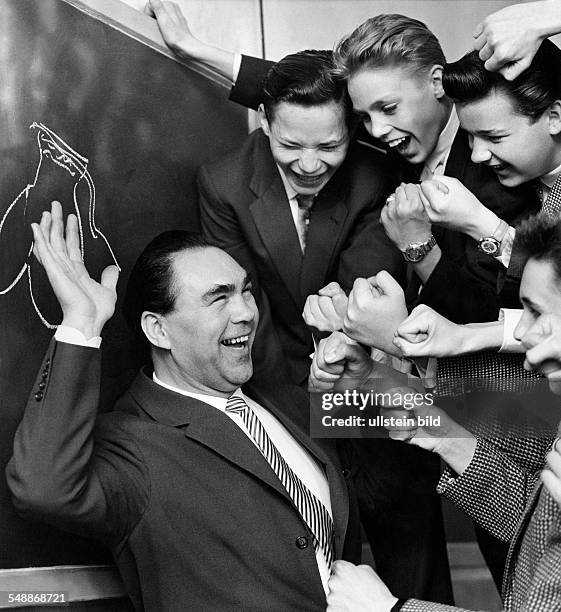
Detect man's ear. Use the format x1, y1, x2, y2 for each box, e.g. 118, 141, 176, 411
258, 104, 271, 136
141, 312, 171, 350
428, 65, 445, 100
548, 99, 561, 136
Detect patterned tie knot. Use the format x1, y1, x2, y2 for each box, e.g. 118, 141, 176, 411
226, 395, 247, 415
296, 194, 314, 219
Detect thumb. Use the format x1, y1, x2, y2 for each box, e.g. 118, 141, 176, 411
101, 265, 120, 293
371, 270, 403, 296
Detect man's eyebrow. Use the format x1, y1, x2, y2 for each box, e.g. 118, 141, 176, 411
202, 275, 252, 301
202, 283, 235, 301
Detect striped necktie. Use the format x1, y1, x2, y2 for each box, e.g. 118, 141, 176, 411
537, 174, 561, 217
226, 395, 334, 569
296, 194, 315, 252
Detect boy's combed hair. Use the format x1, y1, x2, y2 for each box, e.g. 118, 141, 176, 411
443, 40, 561, 120
262, 49, 352, 123
333, 14, 446, 80
517, 213, 561, 280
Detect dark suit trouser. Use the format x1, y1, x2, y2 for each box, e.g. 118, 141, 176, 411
340, 438, 454, 604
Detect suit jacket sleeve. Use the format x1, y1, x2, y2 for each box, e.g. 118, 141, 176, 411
6, 340, 148, 547
436, 438, 542, 543
414, 245, 502, 323
335, 155, 406, 291
401, 599, 480, 612
335, 202, 406, 292
229, 55, 276, 110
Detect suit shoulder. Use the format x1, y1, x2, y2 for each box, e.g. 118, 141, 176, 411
343, 141, 392, 182
198, 129, 267, 187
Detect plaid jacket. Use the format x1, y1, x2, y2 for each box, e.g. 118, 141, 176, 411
401, 438, 561, 612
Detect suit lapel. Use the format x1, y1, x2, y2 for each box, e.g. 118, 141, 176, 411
249, 140, 303, 307
300, 176, 348, 304
128, 369, 291, 500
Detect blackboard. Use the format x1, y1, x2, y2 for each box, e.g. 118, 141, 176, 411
0, 0, 247, 569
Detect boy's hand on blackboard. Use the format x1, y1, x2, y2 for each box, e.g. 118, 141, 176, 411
146, 0, 199, 60
31, 201, 119, 340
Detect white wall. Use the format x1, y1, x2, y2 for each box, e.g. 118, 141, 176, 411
261, 0, 517, 61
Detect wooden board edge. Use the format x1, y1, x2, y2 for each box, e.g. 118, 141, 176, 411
60, 0, 232, 88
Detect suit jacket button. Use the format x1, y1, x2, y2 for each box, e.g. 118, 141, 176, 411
295, 536, 309, 549
38, 381, 46, 390
34, 391, 43, 401
342, 468, 351, 478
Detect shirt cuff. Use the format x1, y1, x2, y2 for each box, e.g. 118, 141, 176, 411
55, 325, 102, 348
232, 52, 242, 84
494, 226, 515, 268
498, 308, 523, 353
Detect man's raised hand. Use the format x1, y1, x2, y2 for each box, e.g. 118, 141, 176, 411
31, 201, 119, 338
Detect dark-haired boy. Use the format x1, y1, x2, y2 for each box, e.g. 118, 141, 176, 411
419, 39, 561, 354
196, 49, 401, 387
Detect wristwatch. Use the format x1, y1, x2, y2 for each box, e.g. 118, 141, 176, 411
401, 235, 437, 263
477, 220, 509, 256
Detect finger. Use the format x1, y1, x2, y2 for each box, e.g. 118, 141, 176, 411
319, 281, 343, 297
49, 201, 68, 258
148, 0, 164, 17
397, 311, 430, 337
65, 215, 82, 262
101, 265, 120, 293
388, 429, 416, 442
500, 57, 532, 81
478, 41, 494, 63
525, 334, 561, 369
472, 21, 484, 42
31, 223, 47, 267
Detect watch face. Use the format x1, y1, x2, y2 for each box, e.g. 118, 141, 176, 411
404, 245, 424, 262
479, 238, 499, 255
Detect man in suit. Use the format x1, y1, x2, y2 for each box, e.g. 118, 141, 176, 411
318, 212, 561, 612
6, 202, 360, 611
197, 49, 402, 387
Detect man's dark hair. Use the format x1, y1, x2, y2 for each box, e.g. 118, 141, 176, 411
517, 213, 561, 281
123, 231, 215, 347
262, 49, 353, 126
443, 40, 561, 121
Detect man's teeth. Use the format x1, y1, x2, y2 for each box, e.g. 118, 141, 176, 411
223, 335, 249, 346
388, 137, 407, 148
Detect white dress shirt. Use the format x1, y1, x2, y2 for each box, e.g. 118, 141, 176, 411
420, 106, 459, 181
